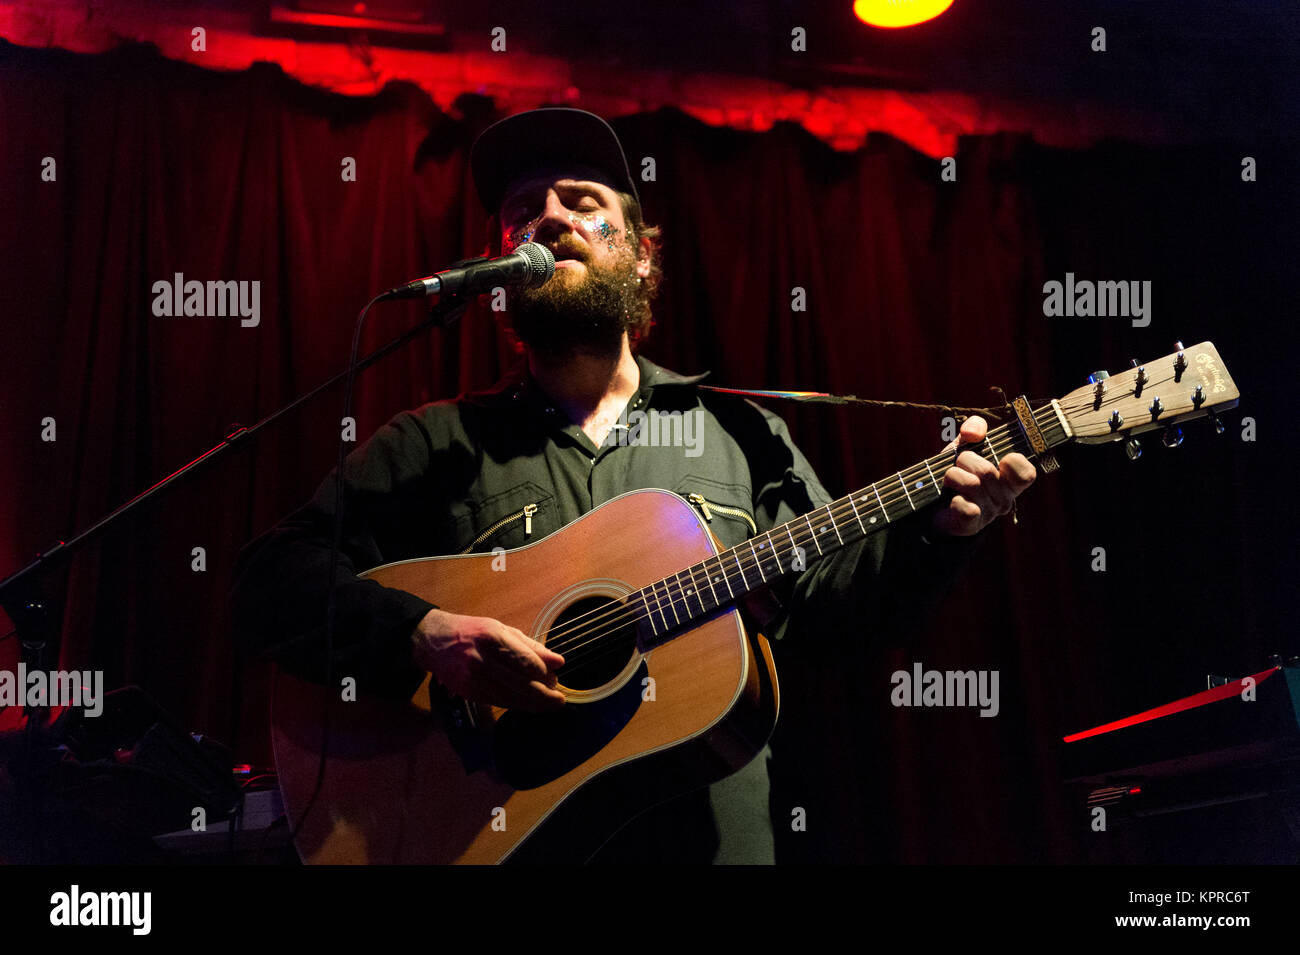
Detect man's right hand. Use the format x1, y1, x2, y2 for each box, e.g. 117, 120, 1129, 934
410, 608, 566, 712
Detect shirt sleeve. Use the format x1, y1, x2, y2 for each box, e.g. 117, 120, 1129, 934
229, 408, 440, 699
742, 400, 986, 650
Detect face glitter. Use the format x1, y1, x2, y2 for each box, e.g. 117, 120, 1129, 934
504, 217, 542, 252
502, 203, 629, 254
567, 212, 624, 251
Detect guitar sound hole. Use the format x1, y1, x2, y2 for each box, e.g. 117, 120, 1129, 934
549, 595, 638, 692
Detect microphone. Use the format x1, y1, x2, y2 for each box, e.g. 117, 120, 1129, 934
382, 243, 555, 300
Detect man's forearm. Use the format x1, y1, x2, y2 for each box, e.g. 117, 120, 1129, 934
230, 498, 434, 699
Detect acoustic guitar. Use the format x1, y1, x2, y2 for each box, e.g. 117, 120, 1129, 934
271, 342, 1240, 863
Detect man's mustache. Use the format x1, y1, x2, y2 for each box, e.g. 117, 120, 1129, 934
548, 240, 587, 262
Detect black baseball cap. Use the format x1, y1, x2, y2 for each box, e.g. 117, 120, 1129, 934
470, 108, 640, 215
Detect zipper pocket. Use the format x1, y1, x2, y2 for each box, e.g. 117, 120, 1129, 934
687, 492, 757, 535
459, 502, 540, 554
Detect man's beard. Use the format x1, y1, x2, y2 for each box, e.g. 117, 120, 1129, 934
506, 244, 643, 359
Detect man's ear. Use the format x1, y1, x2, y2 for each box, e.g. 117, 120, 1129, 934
636, 234, 652, 279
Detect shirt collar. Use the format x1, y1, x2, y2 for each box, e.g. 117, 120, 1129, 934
633, 354, 712, 391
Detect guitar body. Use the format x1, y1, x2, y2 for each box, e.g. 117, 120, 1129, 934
271, 488, 780, 864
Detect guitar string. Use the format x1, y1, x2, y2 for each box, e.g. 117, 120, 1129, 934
547, 469, 1030, 675
544, 422, 1041, 663
541, 385, 1155, 655
542, 425, 1041, 670
556, 383, 1212, 678
544, 425, 1032, 658
1054, 368, 1186, 418
548, 373, 1198, 671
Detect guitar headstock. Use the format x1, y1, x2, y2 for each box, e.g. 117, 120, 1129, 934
1056, 341, 1239, 444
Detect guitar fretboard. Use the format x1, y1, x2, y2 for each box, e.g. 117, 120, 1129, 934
633, 403, 1066, 645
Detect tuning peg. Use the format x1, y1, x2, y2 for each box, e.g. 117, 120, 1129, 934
1131, 361, 1147, 397
1088, 370, 1110, 384
1207, 410, 1226, 434
1125, 437, 1143, 460
1161, 426, 1184, 448
1173, 342, 1187, 383
1149, 396, 1163, 420
1191, 384, 1205, 410
1108, 410, 1124, 433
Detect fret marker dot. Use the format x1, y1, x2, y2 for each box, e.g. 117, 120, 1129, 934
915, 481, 924, 489
870, 516, 877, 523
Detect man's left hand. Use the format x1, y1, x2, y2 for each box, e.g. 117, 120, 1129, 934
931, 416, 1037, 537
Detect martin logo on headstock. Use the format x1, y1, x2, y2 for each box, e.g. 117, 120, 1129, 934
1195, 350, 1229, 395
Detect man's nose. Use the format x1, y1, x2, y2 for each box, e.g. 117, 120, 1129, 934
529, 192, 577, 241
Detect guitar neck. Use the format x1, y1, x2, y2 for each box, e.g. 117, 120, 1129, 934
634, 401, 1069, 644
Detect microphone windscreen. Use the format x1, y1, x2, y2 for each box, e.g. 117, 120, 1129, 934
514, 242, 555, 287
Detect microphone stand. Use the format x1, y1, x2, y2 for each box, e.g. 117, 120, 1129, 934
0, 287, 473, 859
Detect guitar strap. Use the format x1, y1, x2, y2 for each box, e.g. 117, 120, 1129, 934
697, 383, 1030, 423
698, 384, 1045, 521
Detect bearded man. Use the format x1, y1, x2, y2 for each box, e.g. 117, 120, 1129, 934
231, 108, 1035, 863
